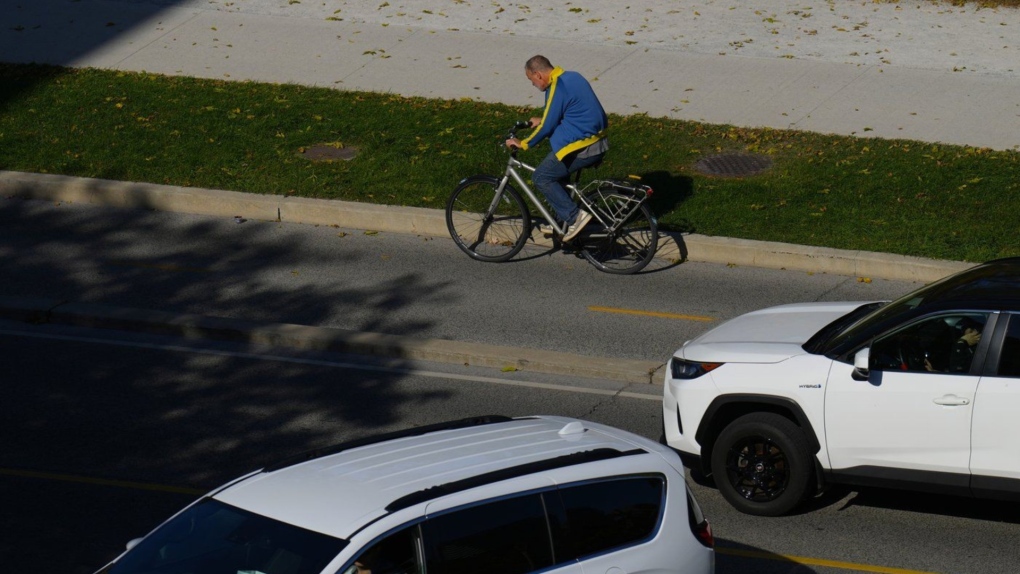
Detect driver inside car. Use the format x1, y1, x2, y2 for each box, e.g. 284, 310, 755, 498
921, 316, 984, 373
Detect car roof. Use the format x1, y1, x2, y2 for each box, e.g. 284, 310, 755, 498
212, 416, 656, 539
917, 257, 1020, 310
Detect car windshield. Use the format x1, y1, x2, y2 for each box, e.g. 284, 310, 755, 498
815, 261, 1020, 353
803, 301, 884, 354
100, 498, 347, 574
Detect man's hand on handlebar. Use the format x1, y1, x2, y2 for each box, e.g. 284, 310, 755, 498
506, 119, 538, 150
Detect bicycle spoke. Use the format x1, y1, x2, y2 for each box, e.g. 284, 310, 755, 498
446, 177, 530, 262
462, 218, 494, 252
580, 189, 658, 274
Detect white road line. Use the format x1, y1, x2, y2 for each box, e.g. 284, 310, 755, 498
0, 328, 660, 401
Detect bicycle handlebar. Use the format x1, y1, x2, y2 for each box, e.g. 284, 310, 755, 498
508, 120, 531, 139
503, 121, 531, 155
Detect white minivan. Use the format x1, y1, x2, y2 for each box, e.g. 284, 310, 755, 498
97, 415, 715, 574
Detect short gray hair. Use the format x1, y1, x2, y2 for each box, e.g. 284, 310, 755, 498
525, 55, 553, 73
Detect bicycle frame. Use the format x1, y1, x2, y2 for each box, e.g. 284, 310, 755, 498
447, 122, 660, 273
493, 152, 644, 237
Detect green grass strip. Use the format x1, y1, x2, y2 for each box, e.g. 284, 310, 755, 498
1, 63, 1017, 263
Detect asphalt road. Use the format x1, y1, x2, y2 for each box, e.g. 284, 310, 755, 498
3, 323, 1019, 574
0, 197, 920, 363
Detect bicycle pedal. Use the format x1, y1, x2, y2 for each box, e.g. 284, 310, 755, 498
535, 223, 556, 237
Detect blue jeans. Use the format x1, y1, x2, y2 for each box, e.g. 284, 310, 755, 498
532, 150, 605, 224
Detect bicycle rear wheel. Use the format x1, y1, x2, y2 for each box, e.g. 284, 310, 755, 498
446, 175, 531, 262
580, 190, 659, 274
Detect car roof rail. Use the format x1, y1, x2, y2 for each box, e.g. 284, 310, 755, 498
263, 415, 518, 472
983, 256, 1020, 265
384, 447, 646, 513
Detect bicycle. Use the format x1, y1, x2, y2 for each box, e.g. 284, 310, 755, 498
445, 121, 659, 275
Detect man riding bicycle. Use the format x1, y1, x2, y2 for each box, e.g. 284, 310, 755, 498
505, 55, 608, 242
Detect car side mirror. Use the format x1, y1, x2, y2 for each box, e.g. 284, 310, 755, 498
852, 347, 870, 381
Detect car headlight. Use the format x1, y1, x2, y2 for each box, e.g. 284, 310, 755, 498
670, 357, 723, 379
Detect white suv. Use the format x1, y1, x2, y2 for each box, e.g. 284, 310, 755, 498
663, 257, 1020, 516
96, 415, 715, 574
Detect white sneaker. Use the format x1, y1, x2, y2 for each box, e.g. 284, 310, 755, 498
562, 210, 593, 242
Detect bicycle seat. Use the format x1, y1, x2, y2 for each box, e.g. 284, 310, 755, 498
572, 158, 603, 183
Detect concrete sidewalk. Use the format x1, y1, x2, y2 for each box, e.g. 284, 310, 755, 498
2, 0, 1019, 151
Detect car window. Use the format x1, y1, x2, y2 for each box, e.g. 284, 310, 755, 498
343, 525, 422, 574
819, 261, 1020, 354
103, 499, 347, 574
423, 494, 554, 574
997, 314, 1020, 377
551, 476, 664, 560
870, 313, 989, 374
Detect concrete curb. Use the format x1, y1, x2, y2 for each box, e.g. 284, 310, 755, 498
1, 171, 972, 283
0, 296, 666, 385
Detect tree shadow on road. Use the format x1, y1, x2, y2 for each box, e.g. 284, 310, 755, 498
0, 193, 468, 572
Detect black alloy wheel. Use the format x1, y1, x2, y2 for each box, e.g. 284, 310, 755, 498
723, 435, 790, 503
711, 412, 813, 516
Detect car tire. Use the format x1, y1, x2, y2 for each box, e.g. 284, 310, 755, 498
710, 412, 814, 516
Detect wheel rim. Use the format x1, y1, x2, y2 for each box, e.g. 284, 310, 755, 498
580, 202, 657, 274
723, 435, 790, 502
582, 227, 655, 271
448, 180, 528, 261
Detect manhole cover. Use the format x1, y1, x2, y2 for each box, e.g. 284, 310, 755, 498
300, 145, 359, 162
694, 153, 772, 177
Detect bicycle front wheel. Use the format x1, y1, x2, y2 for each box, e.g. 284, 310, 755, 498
446, 175, 531, 262
580, 191, 659, 274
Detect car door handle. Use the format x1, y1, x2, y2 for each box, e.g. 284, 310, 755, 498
933, 395, 970, 406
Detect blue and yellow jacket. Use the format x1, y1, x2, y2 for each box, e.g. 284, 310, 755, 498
520, 67, 608, 160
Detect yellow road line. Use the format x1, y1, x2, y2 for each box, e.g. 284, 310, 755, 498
0, 467, 204, 496
588, 305, 715, 322
717, 547, 938, 574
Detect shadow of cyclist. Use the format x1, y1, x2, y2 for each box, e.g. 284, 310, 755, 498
630, 171, 694, 272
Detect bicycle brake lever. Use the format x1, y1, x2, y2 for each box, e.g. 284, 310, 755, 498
508, 121, 531, 138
